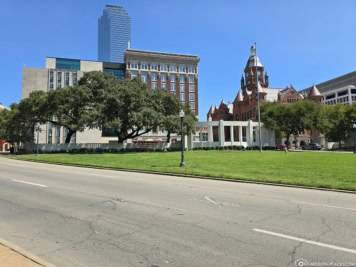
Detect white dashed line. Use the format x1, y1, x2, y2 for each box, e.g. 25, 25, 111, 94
253, 229, 356, 254
295, 201, 356, 211
12, 180, 48, 188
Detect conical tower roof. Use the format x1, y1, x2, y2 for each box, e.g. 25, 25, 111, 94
219, 99, 228, 109
234, 91, 243, 102
308, 84, 321, 97
207, 105, 214, 114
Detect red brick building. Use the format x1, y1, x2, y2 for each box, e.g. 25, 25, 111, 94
207, 44, 323, 122
207, 44, 325, 146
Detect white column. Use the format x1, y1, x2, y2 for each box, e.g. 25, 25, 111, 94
247, 120, 253, 146
348, 87, 352, 105
208, 125, 213, 142
239, 125, 243, 145
200, 126, 203, 147
219, 120, 225, 146
230, 125, 234, 145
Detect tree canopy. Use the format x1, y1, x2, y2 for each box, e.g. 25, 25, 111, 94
1, 71, 197, 145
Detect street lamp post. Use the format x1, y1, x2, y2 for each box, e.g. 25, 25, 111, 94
179, 110, 186, 167
35, 123, 41, 156
352, 120, 356, 154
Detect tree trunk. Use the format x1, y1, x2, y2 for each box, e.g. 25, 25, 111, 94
339, 140, 342, 150
166, 131, 171, 143
65, 130, 75, 144
285, 133, 291, 146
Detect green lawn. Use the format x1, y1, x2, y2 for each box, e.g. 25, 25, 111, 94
6, 151, 356, 191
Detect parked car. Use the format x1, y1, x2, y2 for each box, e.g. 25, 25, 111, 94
276, 144, 291, 150
301, 143, 322, 150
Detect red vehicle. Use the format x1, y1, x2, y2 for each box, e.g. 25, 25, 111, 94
276, 144, 291, 150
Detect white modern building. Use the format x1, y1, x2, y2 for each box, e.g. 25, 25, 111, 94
302, 71, 356, 105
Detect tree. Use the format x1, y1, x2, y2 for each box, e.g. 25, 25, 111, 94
0, 103, 35, 146
149, 89, 197, 143
261, 100, 323, 146
47, 85, 95, 143
322, 104, 353, 148
96, 78, 165, 143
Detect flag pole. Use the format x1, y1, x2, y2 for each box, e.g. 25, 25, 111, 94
255, 42, 263, 152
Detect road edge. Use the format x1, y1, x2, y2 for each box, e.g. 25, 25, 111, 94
5, 156, 356, 195
0, 238, 56, 267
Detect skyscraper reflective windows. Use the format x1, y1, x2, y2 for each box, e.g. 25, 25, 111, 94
98, 5, 131, 63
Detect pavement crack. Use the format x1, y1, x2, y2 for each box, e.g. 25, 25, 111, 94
106, 241, 151, 267
287, 241, 303, 267
316, 216, 332, 242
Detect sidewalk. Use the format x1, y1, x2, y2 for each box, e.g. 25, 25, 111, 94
0, 238, 55, 267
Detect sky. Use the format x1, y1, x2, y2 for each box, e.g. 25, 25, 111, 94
1, 0, 356, 120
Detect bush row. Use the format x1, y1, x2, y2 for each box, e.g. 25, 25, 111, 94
16, 146, 183, 155
192, 145, 276, 151
16, 145, 277, 155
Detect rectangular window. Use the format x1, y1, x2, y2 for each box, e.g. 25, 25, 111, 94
161, 74, 167, 82
151, 64, 158, 71
188, 66, 195, 73
56, 58, 80, 70
189, 76, 194, 83
180, 75, 186, 83
141, 62, 148, 70
189, 94, 195, 101
56, 126, 60, 144
131, 62, 138, 69
151, 73, 157, 81
171, 84, 176, 91
131, 72, 138, 79
351, 89, 356, 94
189, 102, 195, 109
151, 82, 157, 89
160, 64, 167, 71
180, 93, 186, 101
65, 72, 70, 87
72, 72, 77, 86
180, 84, 185, 92
179, 65, 186, 73
49, 71, 54, 90
338, 90, 348, 97
161, 83, 167, 89
189, 84, 195, 92
170, 75, 176, 82
48, 123, 52, 144
141, 73, 148, 83
57, 72, 62, 88
169, 65, 177, 72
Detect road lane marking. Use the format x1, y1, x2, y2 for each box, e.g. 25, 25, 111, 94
295, 201, 356, 212
253, 229, 356, 255
12, 180, 48, 188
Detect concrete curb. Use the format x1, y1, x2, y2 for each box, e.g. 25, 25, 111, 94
6, 157, 356, 195
0, 238, 56, 267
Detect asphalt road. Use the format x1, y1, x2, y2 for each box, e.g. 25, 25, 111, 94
0, 157, 355, 267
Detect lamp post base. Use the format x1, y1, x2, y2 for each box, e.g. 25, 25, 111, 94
180, 161, 186, 167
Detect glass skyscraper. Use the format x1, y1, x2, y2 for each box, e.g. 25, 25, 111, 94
98, 5, 131, 63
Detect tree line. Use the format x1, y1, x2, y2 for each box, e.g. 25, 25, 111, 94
260, 100, 356, 148
0, 71, 197, 146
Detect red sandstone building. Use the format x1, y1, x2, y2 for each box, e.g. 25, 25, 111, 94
207, 44, 324, 146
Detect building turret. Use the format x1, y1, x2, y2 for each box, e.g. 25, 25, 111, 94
307, 84, 323, 104
242, 43, 267, 92
264, 71, 269, 87
207, 105, 215, 121
241, 75, 245, 88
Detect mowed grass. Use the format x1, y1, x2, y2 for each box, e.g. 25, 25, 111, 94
7, 151, 356, 191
